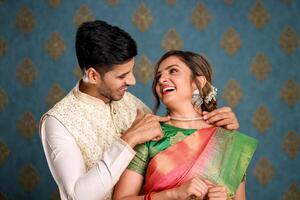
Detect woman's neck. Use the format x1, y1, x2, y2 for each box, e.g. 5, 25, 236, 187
168, 103, 201, 117
167, 105, 212, 129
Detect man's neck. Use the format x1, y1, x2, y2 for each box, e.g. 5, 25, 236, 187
79, 80, 111, 104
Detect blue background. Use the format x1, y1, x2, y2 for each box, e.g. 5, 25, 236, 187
0, 0, 299, 199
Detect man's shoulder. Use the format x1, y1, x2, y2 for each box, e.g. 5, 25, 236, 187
123, 91, 141, 101
43, 88, 75, 116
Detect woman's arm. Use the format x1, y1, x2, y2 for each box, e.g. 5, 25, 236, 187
234, 181, 246, 200
113, 170, 144, 200
114, 170, 209, 200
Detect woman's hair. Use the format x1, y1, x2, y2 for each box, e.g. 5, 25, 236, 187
152, 50, 217, 113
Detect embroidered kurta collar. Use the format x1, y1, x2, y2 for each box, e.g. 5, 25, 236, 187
73, 81, 108, 108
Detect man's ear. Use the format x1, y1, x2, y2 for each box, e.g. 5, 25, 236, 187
85, 68, 101, 84
193, 75, 207, 90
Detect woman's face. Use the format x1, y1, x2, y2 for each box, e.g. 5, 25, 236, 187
155, 56, 195, 107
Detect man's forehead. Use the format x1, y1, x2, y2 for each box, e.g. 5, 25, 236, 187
111, 58, 135, 72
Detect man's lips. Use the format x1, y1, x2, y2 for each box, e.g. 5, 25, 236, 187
120, 86, 128, 92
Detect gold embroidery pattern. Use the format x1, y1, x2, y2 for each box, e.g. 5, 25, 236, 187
19, 164, 40, 192
166, 0, 176, 6
161, 29, 184, 51
170, 131, 186, 145
15, 6, 36, 34
220, 27, 241, 55
248, 1, 270, 29
73, 65, 82, 80
0, 88, 8, 111
282, 131, 299, 159
0, 192, 8, 200
17, 111, 38, 139
0, 139, 9, 165
134, 55, 153, 84
0, 38, 6, 57
48, 0, 61, 8
279, 27, 299, 55
16, 58, 38, 87
46, 84, 66, 108
74, 5, 95, 27
221, 79, 243, 108
224, 0, 234, 5
283, 0, 293, 5
252, 106, 272, 134
191, 3, 213, 31
250, 53, 272, 80
132, 3, 153, 32
45, 32, 66, 60
280, 79, 300, 106
253, 157, 275, 186
106, 0, 118, 6
51, 189, 60, 200
283, 182, 300, 200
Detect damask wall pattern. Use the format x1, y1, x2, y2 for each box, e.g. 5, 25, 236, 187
0, 0, 299, 199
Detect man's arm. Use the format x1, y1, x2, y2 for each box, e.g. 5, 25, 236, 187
40, 116, 135, 200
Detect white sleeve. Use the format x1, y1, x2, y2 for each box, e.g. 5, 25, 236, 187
40, 116, 135, 200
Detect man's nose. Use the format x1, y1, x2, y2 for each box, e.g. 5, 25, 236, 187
126, 73, 136, 86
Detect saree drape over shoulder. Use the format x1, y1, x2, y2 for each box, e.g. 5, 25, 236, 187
127, 123, 258, 197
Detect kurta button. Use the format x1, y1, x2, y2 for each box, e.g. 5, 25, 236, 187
113, 109, 116, 114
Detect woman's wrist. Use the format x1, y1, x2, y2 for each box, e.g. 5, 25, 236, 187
165, 187, 181, 200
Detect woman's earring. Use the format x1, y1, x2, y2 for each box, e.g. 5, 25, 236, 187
192, 89, 203, 108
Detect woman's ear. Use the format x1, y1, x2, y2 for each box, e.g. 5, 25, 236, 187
84, 68, 101, 84
193, 75, 207, 89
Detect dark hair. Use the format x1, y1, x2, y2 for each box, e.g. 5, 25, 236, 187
152, 50, 217, 113
75, 20, 137, 73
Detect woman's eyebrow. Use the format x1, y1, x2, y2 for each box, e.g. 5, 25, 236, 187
157, 64, 179, 74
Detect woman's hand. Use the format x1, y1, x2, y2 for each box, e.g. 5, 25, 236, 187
173, 177, 208, 200
207, 185, 229, 200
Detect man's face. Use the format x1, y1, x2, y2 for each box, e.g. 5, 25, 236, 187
97, 58, 136, 102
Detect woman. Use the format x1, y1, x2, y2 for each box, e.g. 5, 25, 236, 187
113, 51, 257, 200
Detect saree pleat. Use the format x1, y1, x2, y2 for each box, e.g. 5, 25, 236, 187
143, 127, 258, 197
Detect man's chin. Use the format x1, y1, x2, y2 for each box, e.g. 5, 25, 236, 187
112, 93, 125, 101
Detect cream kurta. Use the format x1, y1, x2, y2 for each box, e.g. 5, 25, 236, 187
40, 83, 151, 200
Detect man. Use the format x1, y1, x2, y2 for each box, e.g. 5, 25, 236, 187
39, 20, 239, 200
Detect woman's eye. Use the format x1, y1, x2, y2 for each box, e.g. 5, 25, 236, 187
170, 68, 178, 74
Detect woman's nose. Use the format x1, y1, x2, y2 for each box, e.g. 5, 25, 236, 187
158, 74, 169, 84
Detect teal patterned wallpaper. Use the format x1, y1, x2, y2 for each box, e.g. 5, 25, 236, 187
0, 0, 299, 199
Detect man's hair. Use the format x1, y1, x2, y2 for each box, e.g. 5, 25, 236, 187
75, 20, 137, 72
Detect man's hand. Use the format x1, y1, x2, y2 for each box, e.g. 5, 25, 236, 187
202, 107, 239, 130
121, 109, 170, 148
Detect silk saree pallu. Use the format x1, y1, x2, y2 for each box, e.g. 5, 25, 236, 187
144, 126, 258, 197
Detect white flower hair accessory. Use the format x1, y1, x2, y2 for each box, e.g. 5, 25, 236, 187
204, 86, 217, 104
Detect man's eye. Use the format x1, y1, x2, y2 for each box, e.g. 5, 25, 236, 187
118, 75, 126, 79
